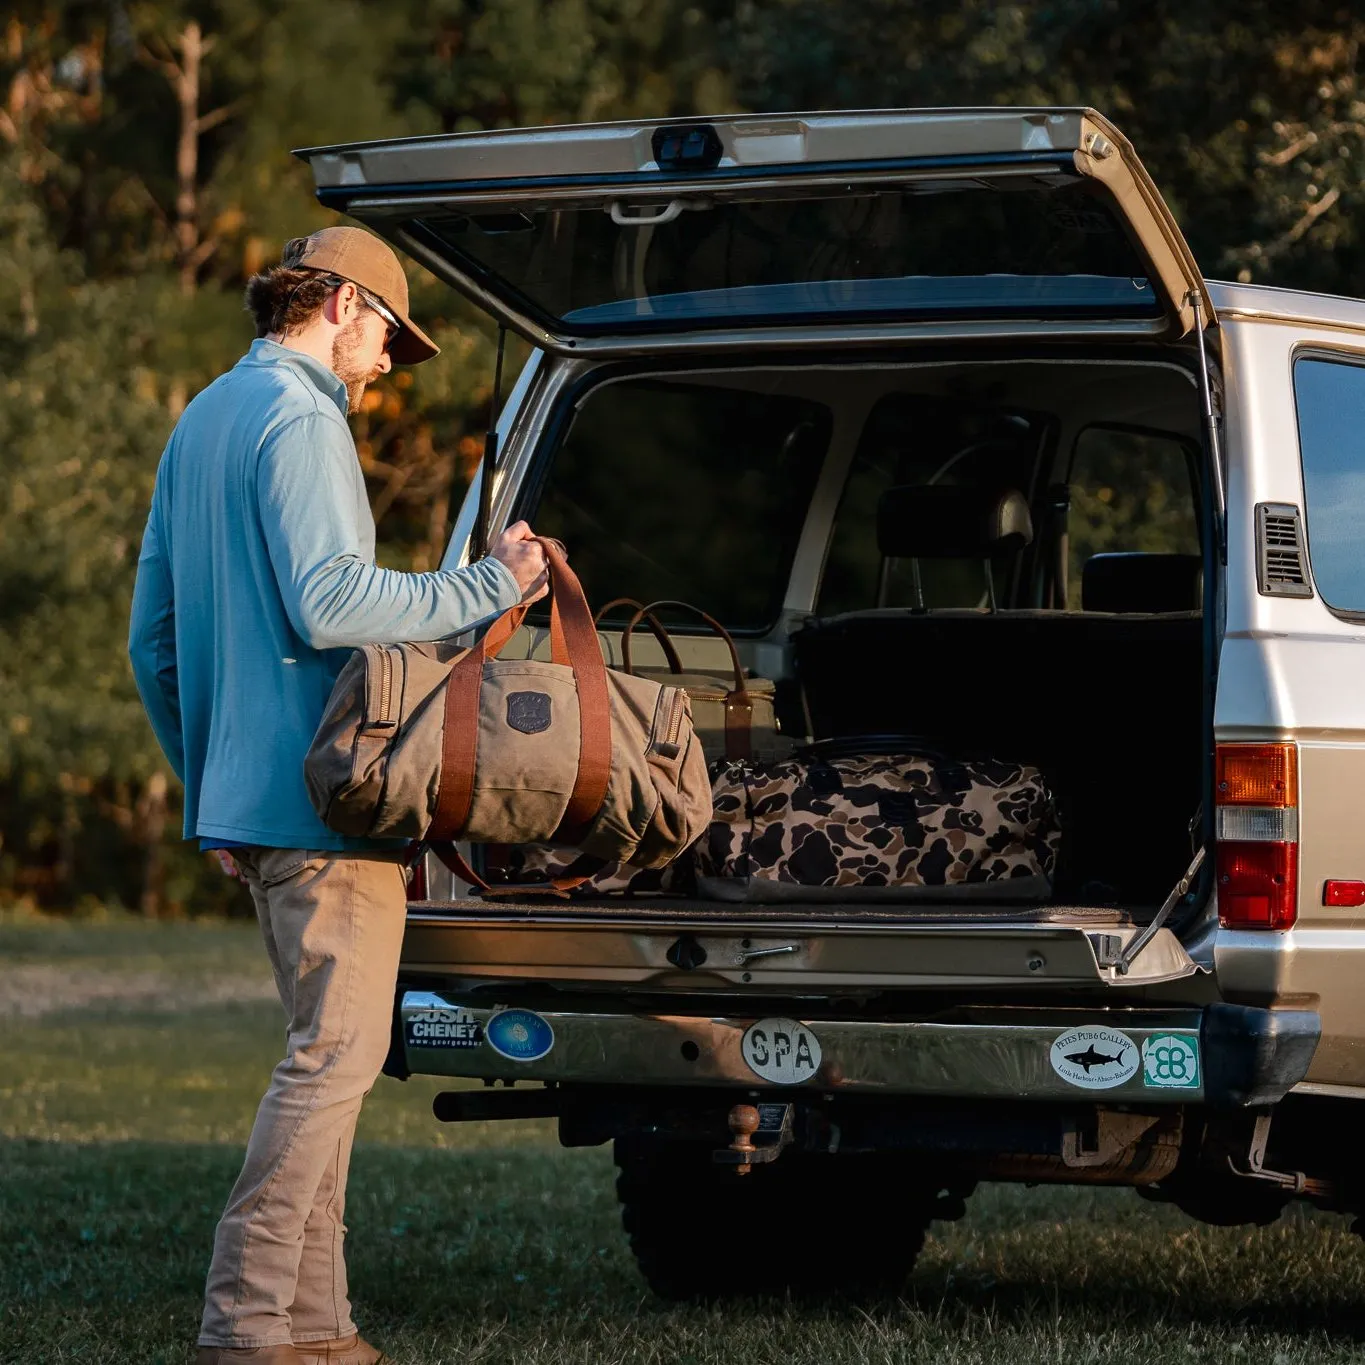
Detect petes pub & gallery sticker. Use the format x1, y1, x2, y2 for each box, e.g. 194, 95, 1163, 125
1049, 1026, 1140, 1090
741, 1017, 822, 1085
404, 1006, 482, 1050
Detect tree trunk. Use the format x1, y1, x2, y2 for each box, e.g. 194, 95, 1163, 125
137, 771, 168, 918
174, 21, 202, 296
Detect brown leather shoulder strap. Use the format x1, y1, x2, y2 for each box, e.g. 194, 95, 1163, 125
432, 539, 612, 847
542, 541, 613, 844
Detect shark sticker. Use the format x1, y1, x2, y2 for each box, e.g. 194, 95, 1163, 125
1049, 1027, 1140, 1090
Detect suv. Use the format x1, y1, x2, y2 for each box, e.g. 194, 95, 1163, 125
302, 108, 1365, 1298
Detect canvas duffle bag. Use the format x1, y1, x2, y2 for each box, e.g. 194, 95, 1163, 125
304, 540, 713, 884
695, 741, 1061, 903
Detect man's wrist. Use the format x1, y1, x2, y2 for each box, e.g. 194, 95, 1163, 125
480, 554, 523, 606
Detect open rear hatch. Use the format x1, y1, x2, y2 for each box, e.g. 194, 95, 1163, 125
302, 109, 1217, 993
298, 107, 1213, 355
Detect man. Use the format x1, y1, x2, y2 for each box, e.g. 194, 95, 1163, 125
129, 226, 548, 1365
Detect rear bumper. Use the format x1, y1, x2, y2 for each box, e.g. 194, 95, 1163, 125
396, 994, 1319, 1108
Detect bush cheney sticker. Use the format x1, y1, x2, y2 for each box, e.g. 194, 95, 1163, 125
405, 1006, 482, 1050
484, 1008, 555, 1062
1049, 1026, 1140, 1090
741, 1017, 822, 1085
1142, 1033, 1200, 1090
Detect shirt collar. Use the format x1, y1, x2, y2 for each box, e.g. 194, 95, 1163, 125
244, 337, 348, 418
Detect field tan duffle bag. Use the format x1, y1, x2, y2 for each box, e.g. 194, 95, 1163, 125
303, 540, 713, 883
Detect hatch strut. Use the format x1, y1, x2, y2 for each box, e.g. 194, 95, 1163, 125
1189, 291, 1227, 564
471, 325, 508, 562
1116, 845, 1206, 975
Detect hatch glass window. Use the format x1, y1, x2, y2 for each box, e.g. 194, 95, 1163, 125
526, 378, 830, 631
818, 394, 1049, 615
1295, 355, 1365, 613
410, 176, 1159, 334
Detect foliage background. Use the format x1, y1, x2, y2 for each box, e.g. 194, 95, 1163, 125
2, 1, 1362, 914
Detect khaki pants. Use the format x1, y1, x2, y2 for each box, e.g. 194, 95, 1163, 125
198, 847, 408, 1349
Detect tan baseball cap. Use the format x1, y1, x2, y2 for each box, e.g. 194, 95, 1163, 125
282, 226, 438, 365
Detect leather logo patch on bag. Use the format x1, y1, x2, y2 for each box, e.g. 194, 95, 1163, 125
506, 691, 553, 735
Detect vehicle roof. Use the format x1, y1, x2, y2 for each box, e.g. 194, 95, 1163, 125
1209, 279, 1365, 332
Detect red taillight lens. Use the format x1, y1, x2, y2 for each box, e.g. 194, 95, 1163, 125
1217, 841, 1298, 929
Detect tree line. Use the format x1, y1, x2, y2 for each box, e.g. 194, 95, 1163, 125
1, 0, 1360, 914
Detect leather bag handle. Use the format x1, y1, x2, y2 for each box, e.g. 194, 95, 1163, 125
621, 600, 756, 761
594, 597, 684, 674
431, 538, 612, 845
620, 600, 746, 694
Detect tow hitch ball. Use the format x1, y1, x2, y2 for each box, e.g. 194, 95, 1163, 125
714, 1102, 795, 1174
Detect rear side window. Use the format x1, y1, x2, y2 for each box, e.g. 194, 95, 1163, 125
1295, 356, 1365, 614
818, 394, 1049, 614
1066, 426, 1200, 609
527, 378, 830, 630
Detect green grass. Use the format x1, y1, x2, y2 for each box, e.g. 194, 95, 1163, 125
6, 917, 1365, 1363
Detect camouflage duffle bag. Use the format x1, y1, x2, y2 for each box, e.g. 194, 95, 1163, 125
695, 742, 1061, 903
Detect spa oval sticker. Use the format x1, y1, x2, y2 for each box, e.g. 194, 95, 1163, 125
1049, 1026, 1139, 1090
740, 1017, 822, 1085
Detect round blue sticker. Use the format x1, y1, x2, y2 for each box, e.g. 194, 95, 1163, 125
484, 1008, 555, 1062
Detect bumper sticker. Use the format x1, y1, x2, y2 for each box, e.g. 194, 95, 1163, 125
1142, 1033, 1201, 1089
404, 1006, 482, 1049
484, 1008, 555, 1062
1049, 1027, 1140, 1089
741, 1017, 822, 1085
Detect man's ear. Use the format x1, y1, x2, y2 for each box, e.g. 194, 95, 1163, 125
323, 282, 360, 327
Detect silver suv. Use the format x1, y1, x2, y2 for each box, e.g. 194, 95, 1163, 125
302, 108, 1365, 1298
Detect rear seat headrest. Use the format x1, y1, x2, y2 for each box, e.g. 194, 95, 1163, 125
877, 485, 1034, 560
1082, 553, 1203, 613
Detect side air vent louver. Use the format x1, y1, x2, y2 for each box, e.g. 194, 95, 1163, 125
1256, 502, 1313, 598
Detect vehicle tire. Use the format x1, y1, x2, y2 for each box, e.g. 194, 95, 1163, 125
614, 1138, 969, 1301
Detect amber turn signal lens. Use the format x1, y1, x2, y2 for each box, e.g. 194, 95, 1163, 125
1215, 744, 1298, 808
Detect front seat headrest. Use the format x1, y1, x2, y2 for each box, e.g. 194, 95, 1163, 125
877, 485, 1034, 560
1082, 553, 1203, 613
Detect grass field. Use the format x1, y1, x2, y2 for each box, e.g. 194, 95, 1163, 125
6, 915, 1365, 1364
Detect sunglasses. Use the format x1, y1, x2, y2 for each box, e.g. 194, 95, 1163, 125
353, 284, 401, 350
285, 272, 399, 350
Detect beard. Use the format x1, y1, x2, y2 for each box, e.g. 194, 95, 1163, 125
331, 316, 384, 414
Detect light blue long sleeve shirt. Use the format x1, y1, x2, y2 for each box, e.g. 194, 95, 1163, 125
128, 338, 521, 849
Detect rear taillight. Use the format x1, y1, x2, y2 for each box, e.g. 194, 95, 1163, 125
1216, 743, 1298, 930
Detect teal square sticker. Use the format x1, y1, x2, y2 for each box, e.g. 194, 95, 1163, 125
1142, 1034, 1200, 1089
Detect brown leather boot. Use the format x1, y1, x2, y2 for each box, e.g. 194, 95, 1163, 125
294, 1335, 385, 1365
195, 1347, 303, 1364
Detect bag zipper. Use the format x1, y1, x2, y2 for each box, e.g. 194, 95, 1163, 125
363, 645, 399, 731
647, 687, 685, 760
